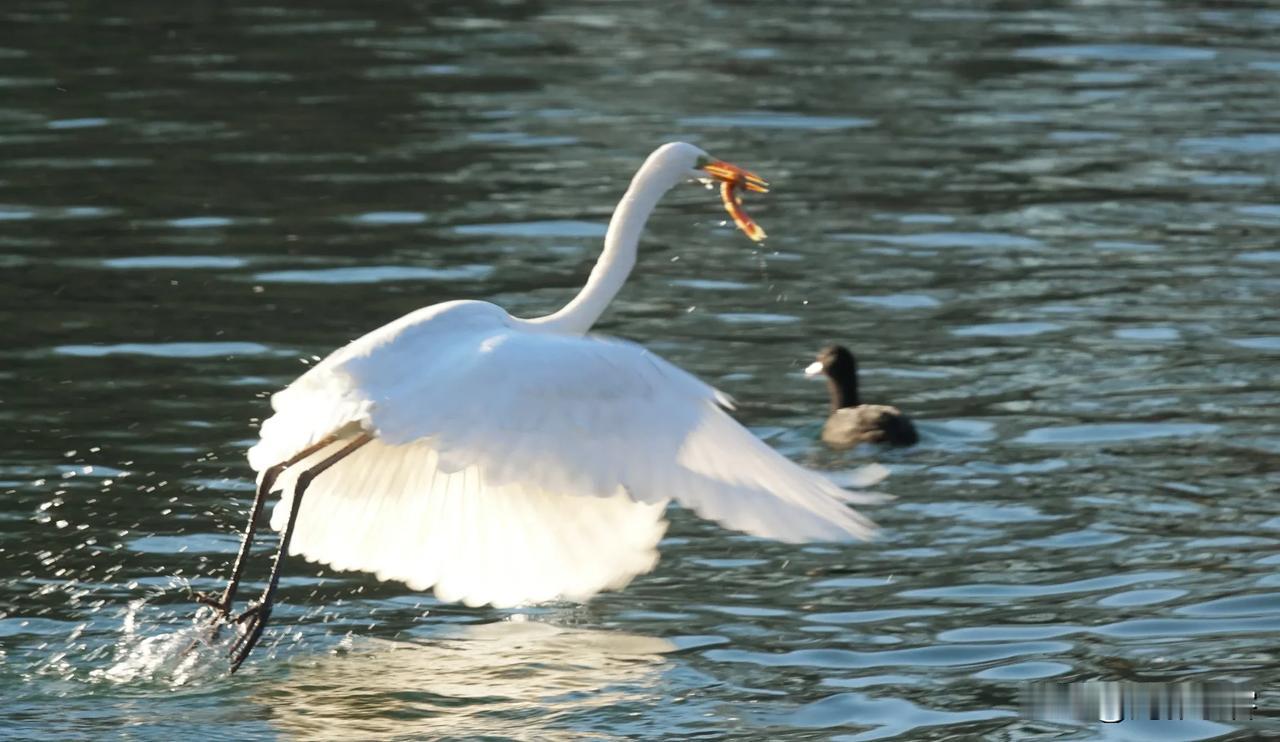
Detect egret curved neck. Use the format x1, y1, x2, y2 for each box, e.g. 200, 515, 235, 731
530, 182, 666, 335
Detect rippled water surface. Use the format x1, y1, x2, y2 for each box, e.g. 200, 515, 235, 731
3, 1, 1279, 739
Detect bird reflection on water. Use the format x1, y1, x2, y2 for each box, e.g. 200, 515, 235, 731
260, 620, 678, 739
4, 0, 1278, 737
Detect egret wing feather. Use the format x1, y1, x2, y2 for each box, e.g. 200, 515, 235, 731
269, 438, 668, 607
238, 141, 886, 611
254, 301, 883, 551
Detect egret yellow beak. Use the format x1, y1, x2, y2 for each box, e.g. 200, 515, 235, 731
700, 161, 769, 193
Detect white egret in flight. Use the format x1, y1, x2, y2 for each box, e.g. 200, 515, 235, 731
200, 142, 887, 671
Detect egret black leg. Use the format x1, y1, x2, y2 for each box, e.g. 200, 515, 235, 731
195, 434, 339, 619
229, 433, 372, 673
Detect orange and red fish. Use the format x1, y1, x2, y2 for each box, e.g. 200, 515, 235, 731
701, 160, 769, 243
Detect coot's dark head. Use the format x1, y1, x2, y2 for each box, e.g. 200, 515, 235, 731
805, 344, 860, 409
805, 344, 858, 382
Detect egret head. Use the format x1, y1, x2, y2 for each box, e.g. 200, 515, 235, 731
641, 142, 769, 242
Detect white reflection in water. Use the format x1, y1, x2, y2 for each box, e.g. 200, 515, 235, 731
262, 620, 677, 739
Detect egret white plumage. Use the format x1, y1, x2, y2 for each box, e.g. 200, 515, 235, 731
201, 142, 887, 671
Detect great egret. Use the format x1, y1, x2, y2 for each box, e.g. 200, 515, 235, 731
202, 142, 887, 671
805, 345, 919, 447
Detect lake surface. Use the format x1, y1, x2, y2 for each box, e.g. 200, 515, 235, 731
2, 1, 1278, 739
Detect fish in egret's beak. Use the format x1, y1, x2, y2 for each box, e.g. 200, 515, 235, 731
700, 161, 769, 194
697, 157, 769, 242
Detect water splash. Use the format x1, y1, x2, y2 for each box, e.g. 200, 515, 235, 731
87, 590, 240, 687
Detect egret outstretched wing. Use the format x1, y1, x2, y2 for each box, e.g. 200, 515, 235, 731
250, 301, 884, 605
205, 144, 895, 672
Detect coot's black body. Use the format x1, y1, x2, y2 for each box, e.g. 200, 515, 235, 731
807, 345, 918, 448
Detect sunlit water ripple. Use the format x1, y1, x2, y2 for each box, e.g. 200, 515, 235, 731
1, 0, 1277, 739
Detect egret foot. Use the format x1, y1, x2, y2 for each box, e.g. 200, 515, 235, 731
193, 590, 231, 616
229, 601, 273, 673
223, 433, 372, 673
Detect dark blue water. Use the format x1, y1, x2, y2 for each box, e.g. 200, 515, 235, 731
2, 1, 1278, 739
